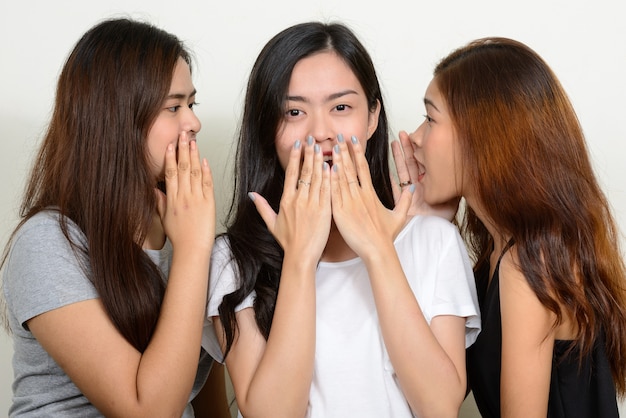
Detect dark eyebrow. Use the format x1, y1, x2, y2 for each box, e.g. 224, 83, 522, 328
286, 89, 359, 104
167, 89, 197, 100
424, 97, 440, 112
327, 89, 358, 101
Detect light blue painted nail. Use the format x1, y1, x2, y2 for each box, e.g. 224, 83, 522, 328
314, 144, 320, 154
294, 139, 301, 149
323, 162, 329, 171
334, 144, 340, 153
409, 184, 416, 193
307, 135, 314, 146
337, 133, 345, 143
248, 192, 256, 201
333, 164, 338, 172
351, 135, 358, 144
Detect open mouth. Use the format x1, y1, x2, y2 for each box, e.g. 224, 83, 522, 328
323, 152, 333, 167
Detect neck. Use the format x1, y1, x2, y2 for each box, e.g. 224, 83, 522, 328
320, 222, 357, 263
465, 196, 509, 257
142, 212, 166, 250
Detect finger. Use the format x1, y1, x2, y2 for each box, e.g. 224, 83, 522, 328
297, 136, 315, 190
391, 139, 409, 185
335, 134, 358, 186
163, 143, 179, 198
331, 143, 348, 196
330, 162, 343, 208
176, 131, 191, 193
200, 157, 215, 201
347, 136, 373, 191
390, 171, 401, 204
394, 183, 415, 217
309, 143, 324, 202
248, 192, 278, 235
284, 139, 303, 194
320, 161, 331, 208
188, 137, 203, 194
398, 130, 420, 184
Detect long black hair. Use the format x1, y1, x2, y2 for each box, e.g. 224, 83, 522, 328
218, 22, 394, 357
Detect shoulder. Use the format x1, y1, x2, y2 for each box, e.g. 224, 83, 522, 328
498, 247, 528, 290
498, 246, 555, 328
210, 235, 234, 272
397, 215, 466, 258
400, 215, 461, 241
4, 211, 97, 329
208, 236, 242, 303
10, 211, 84, 261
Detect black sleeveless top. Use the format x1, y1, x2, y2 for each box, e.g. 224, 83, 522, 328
466, 244, 619, 418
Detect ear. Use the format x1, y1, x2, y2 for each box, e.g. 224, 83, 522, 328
366, 99, 381, 139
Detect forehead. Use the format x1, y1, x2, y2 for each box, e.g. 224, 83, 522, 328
424, 79, 447, 111
288, 51, 363, 94
169, 57, 194, 92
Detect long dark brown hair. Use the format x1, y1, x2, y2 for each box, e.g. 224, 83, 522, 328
436, 37, 626, 395
218, 22, 393, 357
0, 18, 191, 352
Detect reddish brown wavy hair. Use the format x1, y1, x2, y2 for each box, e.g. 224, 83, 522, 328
436, 37, 626, 395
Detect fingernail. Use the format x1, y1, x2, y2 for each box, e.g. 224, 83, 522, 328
337, 133, 345, 143
307, 135, 314, 146
334, 145, 340, 153
410, 184, 416, 193
314, 144, 320, 154
248, 192, 256, 201
294, 140, 301, 149
351, 135, 358, 144
323, 162, 329, 171
333, 164, 338, 172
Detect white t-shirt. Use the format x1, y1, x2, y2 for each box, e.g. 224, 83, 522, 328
203, 215, 480, 417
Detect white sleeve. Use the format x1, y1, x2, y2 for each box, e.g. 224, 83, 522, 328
202, 237, 255, 362
428, 221, 481, 347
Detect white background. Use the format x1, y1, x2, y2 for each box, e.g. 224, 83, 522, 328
1, 1, 624, 416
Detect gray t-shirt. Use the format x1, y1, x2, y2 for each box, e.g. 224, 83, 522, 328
3, 210, 211, 417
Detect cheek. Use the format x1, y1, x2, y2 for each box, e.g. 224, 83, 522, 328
146, 123, 175, 177
275, 136, 294, 170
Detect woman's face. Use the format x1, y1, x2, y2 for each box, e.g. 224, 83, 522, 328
275, 51, 380, 169
408, 79, 464, 205
147, 57, 201, 179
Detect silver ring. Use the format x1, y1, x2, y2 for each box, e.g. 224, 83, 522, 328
298, 179, 311, 187
399, 180, 412, 187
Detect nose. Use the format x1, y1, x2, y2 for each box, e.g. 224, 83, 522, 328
183, 106, 202, 137
309, 112, 334, 144
409, 122, 426, 148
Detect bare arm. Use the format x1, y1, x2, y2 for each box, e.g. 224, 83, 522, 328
215, 139, 331, 418
362, 247, 467, 417
28, 133, 215, 417
331, 136, 467, 417
499, 251, 555, 417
